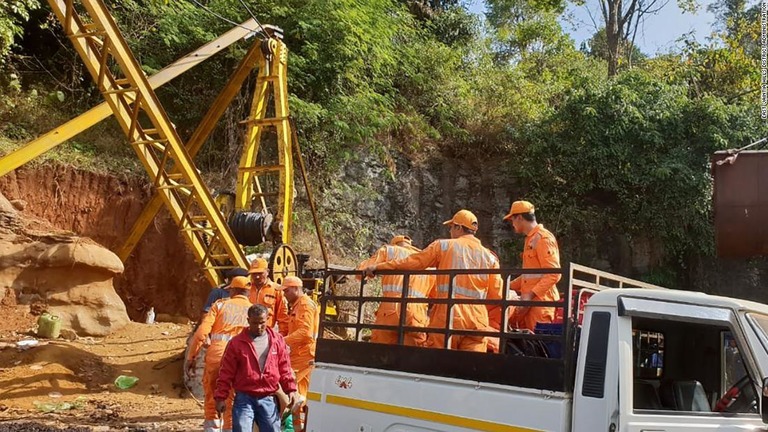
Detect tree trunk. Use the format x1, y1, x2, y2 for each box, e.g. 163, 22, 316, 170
606, 0, 622, 77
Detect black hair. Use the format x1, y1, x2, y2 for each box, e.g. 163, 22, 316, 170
458, 225, 477, 235
520, 213, 536, 222
226, 268, 250, 278
248, 304, 269, 318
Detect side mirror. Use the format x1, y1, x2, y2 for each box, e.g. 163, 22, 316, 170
762, 378, 768, 423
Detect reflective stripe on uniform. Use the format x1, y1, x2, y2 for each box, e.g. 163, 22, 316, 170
385, 245, 410, 261
383, 284, 428, 297
382, 284, 403, 294
219, 302, 250, 327
436, 284, 486, 299
448, 243, 497, 273
522, 273, 541, 279
210, 334, 231, 342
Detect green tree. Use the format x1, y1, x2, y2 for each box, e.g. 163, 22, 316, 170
486, 0, 570, 62
583, 27, 646, 69
0, 0, 40, 65
517, 70, 766, 275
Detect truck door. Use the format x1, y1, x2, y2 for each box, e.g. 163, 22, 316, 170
617, 297, 763, 431
572, 307, 621, 432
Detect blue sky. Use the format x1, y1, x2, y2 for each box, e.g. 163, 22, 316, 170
467, 0, 718, 55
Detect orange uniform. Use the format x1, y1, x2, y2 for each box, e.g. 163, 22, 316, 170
284, 294, 319, 401
510, 224, 562, 330
358, 244, 435, 346
249, 278, 290, 333
376, 235, 503, 352
188, 293, 252, 432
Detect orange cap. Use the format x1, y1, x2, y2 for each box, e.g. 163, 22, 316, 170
503, 201, 535, 221
279, 276, 303, 290
248, 258, 269, 274
442, 209, 478, 231
390, 235, 412, 246
227, 276, 251, 290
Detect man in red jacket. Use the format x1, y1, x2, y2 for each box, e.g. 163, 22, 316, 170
215, 304, 298, 432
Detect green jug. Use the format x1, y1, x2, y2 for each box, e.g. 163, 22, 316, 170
37, 313, 61, 339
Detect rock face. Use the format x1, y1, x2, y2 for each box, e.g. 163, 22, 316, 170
319, 150, 768, 301
0, 190, 129, 336
0, 165, 208, 320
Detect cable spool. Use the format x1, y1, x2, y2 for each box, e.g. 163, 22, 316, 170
228, 211, 273, 246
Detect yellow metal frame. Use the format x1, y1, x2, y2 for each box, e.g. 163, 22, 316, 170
3, 1, 321, 292
0, 18, 258, 177
46, 0, 248, 286
237, 38, 294, 245
116, 40, 265, 261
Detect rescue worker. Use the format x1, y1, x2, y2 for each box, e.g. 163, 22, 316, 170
364, 210, 503, 352
503, 200, 562, 331
247, 258, 290, 334
186, 276, 253, 432
202, 268, 249, 317
357, 235, 434, 346
215, 304, 298, 432
280, 276, 319, 430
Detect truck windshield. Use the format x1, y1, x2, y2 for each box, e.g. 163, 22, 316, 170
747, 313, 768, 343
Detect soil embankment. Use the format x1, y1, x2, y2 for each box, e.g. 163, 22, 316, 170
0, 166, 209, 320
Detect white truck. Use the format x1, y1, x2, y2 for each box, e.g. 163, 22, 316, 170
305, 264, 768, 431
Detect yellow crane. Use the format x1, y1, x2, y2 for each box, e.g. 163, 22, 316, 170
0, 0, 332, 294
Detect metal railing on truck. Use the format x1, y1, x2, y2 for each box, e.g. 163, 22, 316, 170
317, 265, 572, 392
316, 263, 664, 393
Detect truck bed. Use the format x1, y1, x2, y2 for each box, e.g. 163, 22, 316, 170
307, 362, 572, 432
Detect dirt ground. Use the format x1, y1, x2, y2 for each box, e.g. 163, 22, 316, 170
0, 314, 201, 432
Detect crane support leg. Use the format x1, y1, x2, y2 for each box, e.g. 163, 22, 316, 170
46, 0, 248, 286
117, 41, 265, 261
237, 39, 294, 244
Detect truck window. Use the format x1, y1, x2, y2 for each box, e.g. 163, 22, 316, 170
633, 330, 664, 379
632, 317, 758, 415
722, 332, 747, 394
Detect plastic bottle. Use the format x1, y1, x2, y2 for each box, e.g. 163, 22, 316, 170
37, 313, 61, 339
145, 307, 155, 325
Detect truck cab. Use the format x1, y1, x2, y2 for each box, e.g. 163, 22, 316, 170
306, 264, 768, 431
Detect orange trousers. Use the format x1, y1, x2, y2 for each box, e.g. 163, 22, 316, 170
513, 305, 555, 331
291, 363, 314, 431
203, 360, 233, 431
424, 304, 488, 352
426, 334, 487, 352
370, 304, 427, 346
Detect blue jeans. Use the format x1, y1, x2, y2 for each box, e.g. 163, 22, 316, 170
232, 392, 280, 432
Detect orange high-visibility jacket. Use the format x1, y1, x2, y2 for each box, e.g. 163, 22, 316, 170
189, 294, 252, 362
358, 244, 435, 336
284, 294, 320, 370
249, 278, 290, 334
510, 224, 562, 329
376, 235, 503, 332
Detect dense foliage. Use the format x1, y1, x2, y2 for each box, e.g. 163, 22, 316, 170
0, 0, 765, 283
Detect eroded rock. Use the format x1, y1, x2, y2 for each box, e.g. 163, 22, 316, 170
0, 191, 129, 336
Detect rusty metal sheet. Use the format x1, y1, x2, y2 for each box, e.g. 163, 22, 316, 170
712, 151, 768, 258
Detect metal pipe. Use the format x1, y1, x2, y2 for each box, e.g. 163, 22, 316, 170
289, 116, 330, 269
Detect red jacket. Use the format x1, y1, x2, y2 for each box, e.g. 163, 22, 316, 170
214, 327, 297, 400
